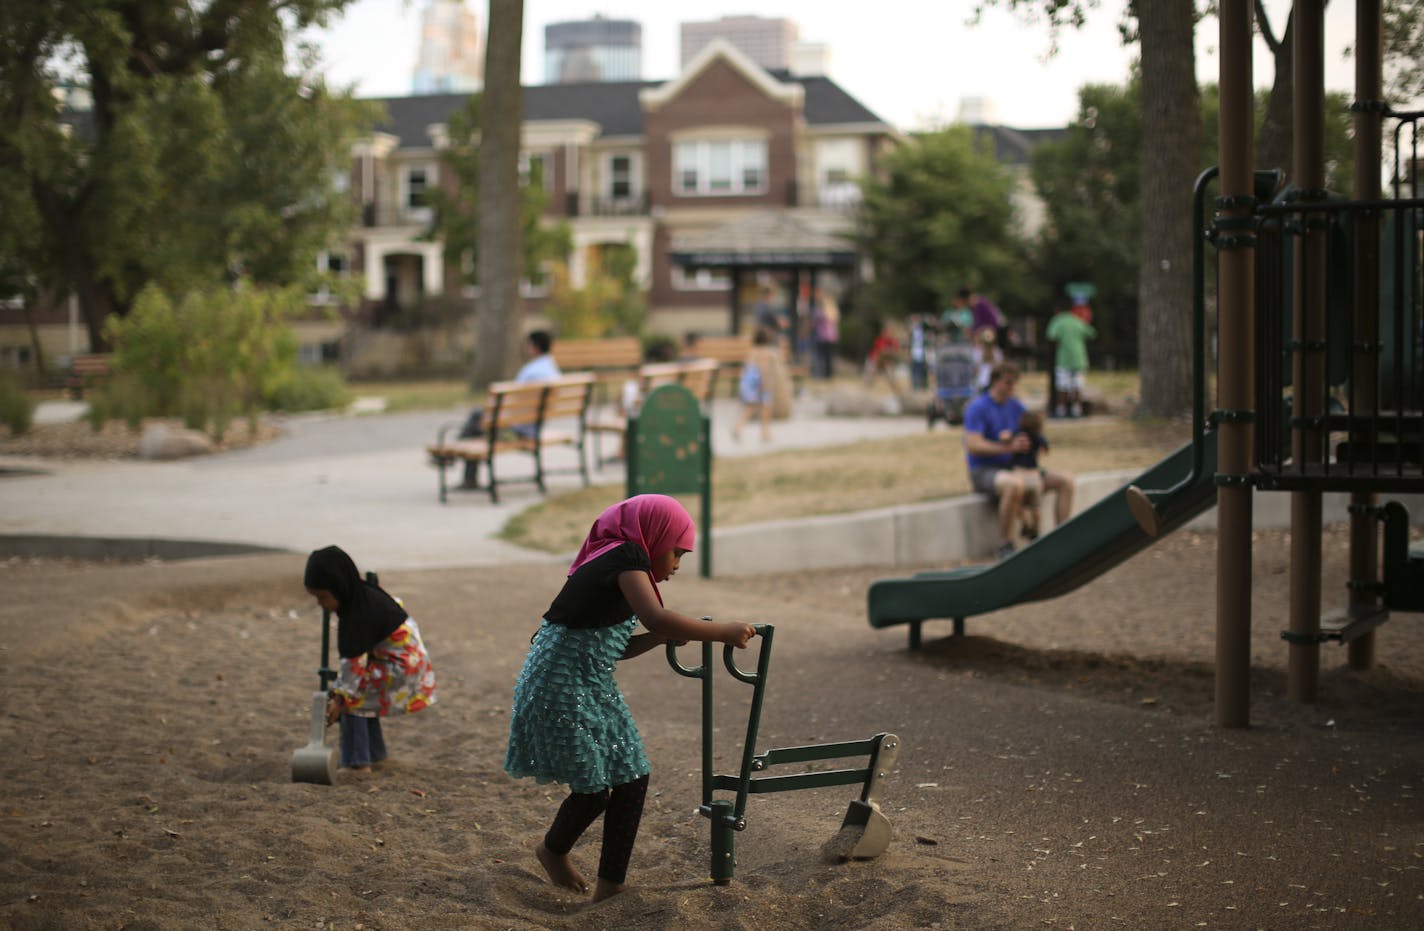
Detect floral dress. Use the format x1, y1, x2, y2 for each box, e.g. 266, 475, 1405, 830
335, 619, 437, 718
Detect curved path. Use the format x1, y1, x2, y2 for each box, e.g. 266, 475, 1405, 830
0, 396, 928, 570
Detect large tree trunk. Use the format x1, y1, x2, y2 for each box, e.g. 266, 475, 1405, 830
1255, 1, 1295, 181
1136, 0, 1201, 418
472, 0, 525, 389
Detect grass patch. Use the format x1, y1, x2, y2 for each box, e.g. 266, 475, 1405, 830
501, 415, 1187, 555
350, 379, 479, 414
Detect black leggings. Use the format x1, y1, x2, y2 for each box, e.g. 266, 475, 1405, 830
543, 774, 649, 885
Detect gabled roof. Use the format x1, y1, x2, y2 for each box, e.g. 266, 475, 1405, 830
640, 38, 802, 112
766, 71, 886, 127
370, 64, 893, 150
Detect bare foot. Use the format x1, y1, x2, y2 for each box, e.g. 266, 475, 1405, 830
591, 877, 626, 902
535, 842, 588, 894
343, 765, 373, 774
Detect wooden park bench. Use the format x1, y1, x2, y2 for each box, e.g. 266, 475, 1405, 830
426, 373, 595, 504
551, 337, 643, 377
586, 358, 721, 468
66, 353, 113, 399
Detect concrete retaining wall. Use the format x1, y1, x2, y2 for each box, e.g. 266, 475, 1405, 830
710, 472, 1424, 576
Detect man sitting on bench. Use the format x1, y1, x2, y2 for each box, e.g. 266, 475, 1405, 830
458, 330, 561, 488
962, 361, 1074, 561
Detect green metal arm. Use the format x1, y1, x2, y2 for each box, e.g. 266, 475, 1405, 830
665, 623, 898, 884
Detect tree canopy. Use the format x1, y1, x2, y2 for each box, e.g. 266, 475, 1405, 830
0, 0, 377, 349
424, 93, 571, 294
855, 126, 1040, 322
1030, 81, 1143, 364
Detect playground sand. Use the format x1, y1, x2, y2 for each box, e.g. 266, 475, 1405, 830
3, 526, 1422, 929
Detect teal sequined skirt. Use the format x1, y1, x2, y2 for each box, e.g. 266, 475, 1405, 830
504, 618, 650, 794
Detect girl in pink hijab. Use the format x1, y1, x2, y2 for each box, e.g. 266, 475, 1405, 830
505, 494, 756, 903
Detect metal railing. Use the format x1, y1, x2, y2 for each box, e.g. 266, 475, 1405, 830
1253, 111, 1423, 492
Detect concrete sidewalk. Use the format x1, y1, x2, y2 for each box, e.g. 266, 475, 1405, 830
0, 394, 934, 570
6, 394, 1394, 575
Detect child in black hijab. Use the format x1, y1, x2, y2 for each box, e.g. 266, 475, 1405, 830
303, 546, 437, 772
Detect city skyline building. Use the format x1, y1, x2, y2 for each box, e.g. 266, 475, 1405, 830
679, 14, 798, 72
412, 0, 483, 94
544, 15, 642, 83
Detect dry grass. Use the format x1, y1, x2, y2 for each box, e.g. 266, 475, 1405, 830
501, 415, 1187, 554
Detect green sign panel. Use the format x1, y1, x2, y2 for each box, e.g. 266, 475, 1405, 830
627, 384, 712, 576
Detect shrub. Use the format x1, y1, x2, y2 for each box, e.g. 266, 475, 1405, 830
0, 371, 34, 435
94, 372, 155, 432
542, 257, 647, 339
104, 283, 306, 441
265, 364, 352, 413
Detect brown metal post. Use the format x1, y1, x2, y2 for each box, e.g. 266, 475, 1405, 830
1348, 0, 1384, 671
1215, 0, 1256, 728
729, 267, 745, 335
1286, 0, 1328, 704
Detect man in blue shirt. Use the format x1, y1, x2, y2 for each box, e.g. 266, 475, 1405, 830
457, 330, 562, 486
513, 330, 561, 383
962, 362, 1074, 559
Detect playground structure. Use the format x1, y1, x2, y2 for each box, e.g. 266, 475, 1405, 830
869, 2, 1422, 727
665, 624, 899, 884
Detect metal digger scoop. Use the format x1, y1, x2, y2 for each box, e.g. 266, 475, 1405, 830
291, 605, 338, 785
666, 622, 901, 884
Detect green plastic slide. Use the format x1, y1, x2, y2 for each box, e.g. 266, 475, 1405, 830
867, 431, 1220, 643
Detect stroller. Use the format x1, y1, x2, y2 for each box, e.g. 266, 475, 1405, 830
926, 337, 977, 429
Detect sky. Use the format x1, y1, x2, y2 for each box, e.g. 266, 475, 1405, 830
310, 0, 1364, 131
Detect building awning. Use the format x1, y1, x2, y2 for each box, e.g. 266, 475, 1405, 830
668, 211, 857, 270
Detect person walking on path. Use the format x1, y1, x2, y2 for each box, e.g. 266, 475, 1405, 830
503, 495, 756, 903
751, 285, 787, 345
1045, 305, 1096, 418
303, 546, 437, 773
953, 287, 1008, 352
733, 327, 778, 442
962, 363, 1074, 560
809, 289, 840, 379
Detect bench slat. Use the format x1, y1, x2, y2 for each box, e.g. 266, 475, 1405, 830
66, 353, 114, 399
552, 338, 642, 372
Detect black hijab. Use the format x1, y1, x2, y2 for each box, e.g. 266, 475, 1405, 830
304, 546, 408, 658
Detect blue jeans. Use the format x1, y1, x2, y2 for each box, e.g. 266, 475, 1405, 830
339, 714, 387, 768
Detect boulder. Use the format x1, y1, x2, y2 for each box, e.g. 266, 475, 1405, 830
137, 423, 215, 460
824, 386, 905, 418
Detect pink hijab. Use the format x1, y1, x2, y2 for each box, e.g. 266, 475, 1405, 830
569, 494, 696, 604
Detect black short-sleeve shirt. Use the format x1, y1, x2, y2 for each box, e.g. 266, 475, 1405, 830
544, 542, 651, 629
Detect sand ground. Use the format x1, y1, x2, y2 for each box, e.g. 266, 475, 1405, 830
2, 525, 1422, 930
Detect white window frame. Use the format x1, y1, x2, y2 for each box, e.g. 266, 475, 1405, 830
403, 164, 433, 209
671, 265, 731, 291
815, 138, 863, 207
605, 152, 638, 201
673, 139, 767, 196
311, 250, 350, 305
